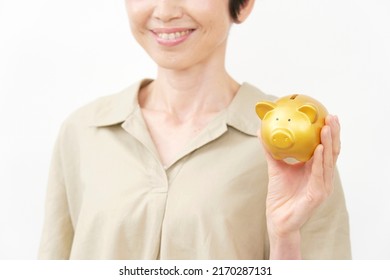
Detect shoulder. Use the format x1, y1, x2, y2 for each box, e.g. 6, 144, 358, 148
226, 82, 277, 136
60, 80, 148, 131
240, 82, 278, 102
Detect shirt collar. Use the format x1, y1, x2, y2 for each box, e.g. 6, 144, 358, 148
226, 82, 271, 136
92, 79, 272, 137
91, 79, 152, 127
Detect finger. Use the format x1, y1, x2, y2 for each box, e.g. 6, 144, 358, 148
261, 141, 286, 174
311, 143, 324, 181
257, 128, 285, 171
308, 143, 325, 203
325, 115, 341, 165
321, 125, 334, 195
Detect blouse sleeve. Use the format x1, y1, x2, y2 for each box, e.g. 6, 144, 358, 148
300, 169, 352, 259
38, 129, 74, 259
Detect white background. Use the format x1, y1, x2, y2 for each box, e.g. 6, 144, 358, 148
0, 0, 389, 260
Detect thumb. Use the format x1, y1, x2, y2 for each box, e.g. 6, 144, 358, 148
258, 134, 284, 172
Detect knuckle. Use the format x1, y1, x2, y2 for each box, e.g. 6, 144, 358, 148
309, 191, 327, 205
334, 146, 341, 157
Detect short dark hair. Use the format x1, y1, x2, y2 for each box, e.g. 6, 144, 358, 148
229, 0, 249, 22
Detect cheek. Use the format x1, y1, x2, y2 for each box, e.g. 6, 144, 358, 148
198, 17, 231, 50
125, 1, 149, 29
189, 0, 232, 31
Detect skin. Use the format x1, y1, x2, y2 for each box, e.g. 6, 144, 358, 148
124, 0, 341, 259
264, 115, 341, 259
124, 0, 250, 166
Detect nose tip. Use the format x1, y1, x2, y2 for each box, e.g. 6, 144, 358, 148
271, 130, 294, 149
154, 1, 183, 22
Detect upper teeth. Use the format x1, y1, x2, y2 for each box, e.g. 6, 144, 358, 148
157, 30, 191, 40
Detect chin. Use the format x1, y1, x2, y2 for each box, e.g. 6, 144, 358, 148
151, 54, 192, 71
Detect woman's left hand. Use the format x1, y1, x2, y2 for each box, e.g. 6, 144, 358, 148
263, 115, 341, 259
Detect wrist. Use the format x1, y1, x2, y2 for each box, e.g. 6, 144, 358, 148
268, 231, 302, 260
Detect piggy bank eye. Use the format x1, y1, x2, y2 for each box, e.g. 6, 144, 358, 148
288, 119, 291, 122
276, 118, 279, 121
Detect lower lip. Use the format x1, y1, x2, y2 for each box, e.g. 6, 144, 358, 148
152, 30, 194, 47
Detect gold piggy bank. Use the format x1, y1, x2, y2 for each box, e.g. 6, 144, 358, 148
255, 94, 328, 162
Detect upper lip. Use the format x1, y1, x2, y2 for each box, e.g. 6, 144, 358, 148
150, 27, 195, 34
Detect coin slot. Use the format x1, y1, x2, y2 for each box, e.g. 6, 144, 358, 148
290, 94, 299, 100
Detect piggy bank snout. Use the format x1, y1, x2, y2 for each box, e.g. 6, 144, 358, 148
271, 129, 294, 149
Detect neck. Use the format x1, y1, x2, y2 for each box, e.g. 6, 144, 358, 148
139, 58, 239, 122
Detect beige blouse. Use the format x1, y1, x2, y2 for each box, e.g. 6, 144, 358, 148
38, 79, 351, 259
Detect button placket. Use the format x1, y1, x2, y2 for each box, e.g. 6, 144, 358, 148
149, 158, 169, 193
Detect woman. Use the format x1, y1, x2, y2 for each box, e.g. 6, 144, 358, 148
38, 0, 351, 259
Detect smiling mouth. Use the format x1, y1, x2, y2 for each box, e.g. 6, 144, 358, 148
154, 29, 194, 41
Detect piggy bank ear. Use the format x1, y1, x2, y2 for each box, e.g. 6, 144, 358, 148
255, 101, 276, 120
298, 104, 318, 123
